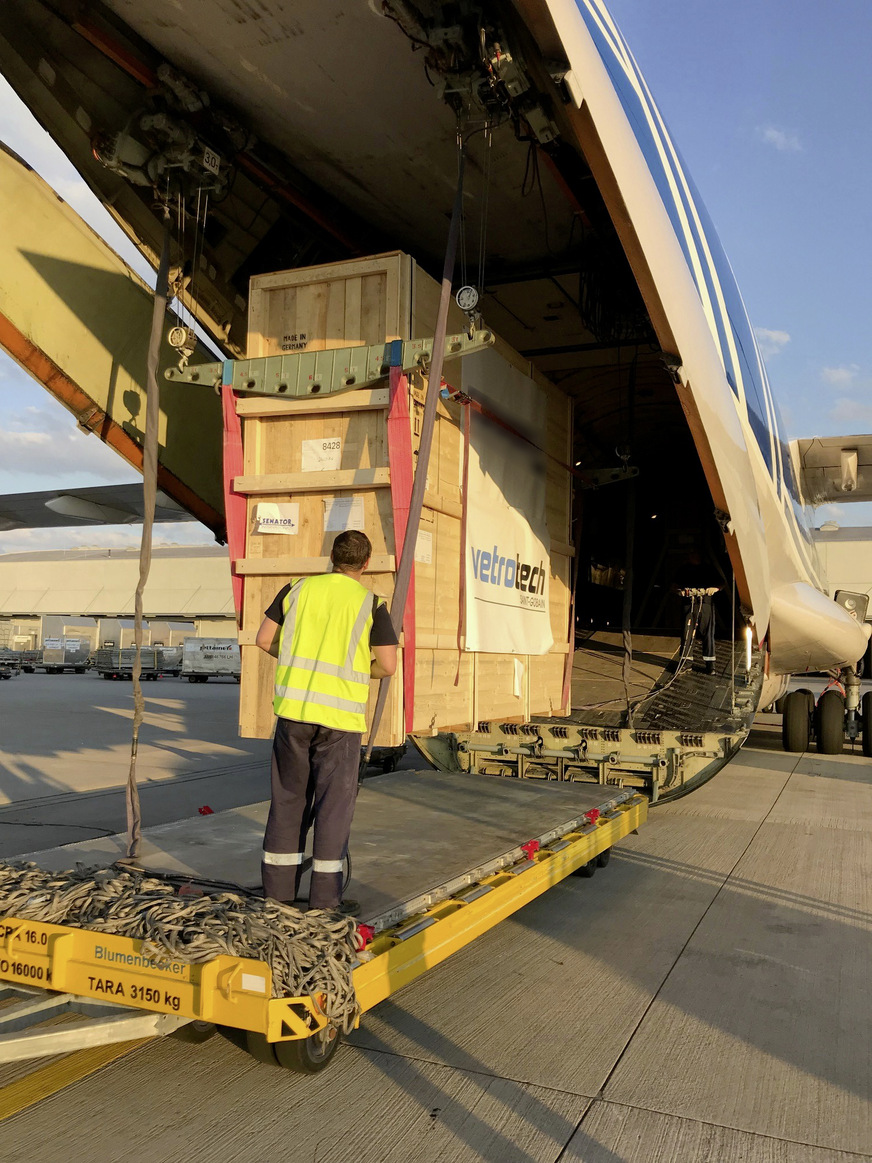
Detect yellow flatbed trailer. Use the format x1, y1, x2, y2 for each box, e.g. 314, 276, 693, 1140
0, 789, 645, 1074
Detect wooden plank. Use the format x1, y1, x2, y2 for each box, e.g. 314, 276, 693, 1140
235, 388, 390, 417
235, 555, 396, 576
233, 467, 390, 494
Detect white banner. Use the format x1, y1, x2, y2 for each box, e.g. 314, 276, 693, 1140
462, 351, 553, 655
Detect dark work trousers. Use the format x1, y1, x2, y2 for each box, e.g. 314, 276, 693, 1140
681, 596, 716, 664
262, 718, 361, 910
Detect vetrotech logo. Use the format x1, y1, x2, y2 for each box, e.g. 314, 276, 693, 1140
470, 545, 546, 610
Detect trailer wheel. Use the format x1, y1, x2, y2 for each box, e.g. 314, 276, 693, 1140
781, 691, 810, 752
171, 1020, 217, 1044
572, 858, 597, 878
275, 1027, 340, 1073
245, 1028, 340, 1073
862, 691, 872, 758
815, 690, 845, 755
596, 847, 612, 868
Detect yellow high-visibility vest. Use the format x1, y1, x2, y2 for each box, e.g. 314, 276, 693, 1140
273, 573, 377, 732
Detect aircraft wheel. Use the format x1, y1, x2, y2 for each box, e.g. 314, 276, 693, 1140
795, 688, 815, 715
862, 692, 872, 758
815, 690, 845, 755
572, 858, 597, 878
782, 691, 810, 752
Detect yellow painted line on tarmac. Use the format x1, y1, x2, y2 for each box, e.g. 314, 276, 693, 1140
0, 1039, 149, 1122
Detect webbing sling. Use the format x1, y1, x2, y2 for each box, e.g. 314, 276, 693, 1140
125, 214, 171, 861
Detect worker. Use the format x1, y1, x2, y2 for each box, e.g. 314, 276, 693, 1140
671, 550, 722, 675
255, 529, 398, 915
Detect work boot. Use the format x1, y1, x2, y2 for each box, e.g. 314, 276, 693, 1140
705, 661, 715, 675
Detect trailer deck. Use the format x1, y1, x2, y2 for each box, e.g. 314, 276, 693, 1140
0, 772, 645, 1067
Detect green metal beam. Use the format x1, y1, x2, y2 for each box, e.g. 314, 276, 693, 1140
164, 330, 496, 398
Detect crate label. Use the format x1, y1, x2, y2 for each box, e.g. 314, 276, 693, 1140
324, 495, 365, 532
255, 502, 300, 535
414, 529, 432, 564
43, 638, 62, 649
302, 437, 341, 472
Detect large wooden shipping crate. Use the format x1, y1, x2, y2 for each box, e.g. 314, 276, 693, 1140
233, 252, 572, 743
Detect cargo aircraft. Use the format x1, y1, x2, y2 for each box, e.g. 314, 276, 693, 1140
1, 0, 870, 796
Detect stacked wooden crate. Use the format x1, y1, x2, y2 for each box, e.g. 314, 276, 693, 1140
232, 252, 572, 742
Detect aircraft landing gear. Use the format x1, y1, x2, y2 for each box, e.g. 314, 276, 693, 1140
781, 667, 866, 755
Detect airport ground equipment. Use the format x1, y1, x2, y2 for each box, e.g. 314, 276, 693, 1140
25, 641, 90, 675
94, 646, 172, 679
180, 637, 241, 683
0, 783, 645, 1073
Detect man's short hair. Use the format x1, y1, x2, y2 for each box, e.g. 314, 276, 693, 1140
332, 530, 372, 570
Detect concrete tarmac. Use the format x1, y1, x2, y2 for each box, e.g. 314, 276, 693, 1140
0, 679, 869, 1161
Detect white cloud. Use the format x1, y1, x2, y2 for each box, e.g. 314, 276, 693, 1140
756, 125, 802, 153
0, 390, 136, 485
829, 397, 872, 425
0, 523, 214, 555
821, 363, 861, 387
755, 327, 790, 358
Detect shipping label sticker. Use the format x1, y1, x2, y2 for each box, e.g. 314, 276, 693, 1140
255, 502, 300, 535
301, 437, 342, 472
414, 529, 433, 564
323, 496, 365, 532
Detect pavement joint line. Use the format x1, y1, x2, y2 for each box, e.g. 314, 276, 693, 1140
0, 1039, 150, 1123
574, 1095, 872, 1161
595, 754, 803, 1104
347, 1040, 598, 1101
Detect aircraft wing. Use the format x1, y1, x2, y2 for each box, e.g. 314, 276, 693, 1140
794, 436, 872, 504
0, 484, 197, 531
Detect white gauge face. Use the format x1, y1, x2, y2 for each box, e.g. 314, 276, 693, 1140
455, 285, 479, 312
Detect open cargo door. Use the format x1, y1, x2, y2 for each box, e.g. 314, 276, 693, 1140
0, 142, 225, 536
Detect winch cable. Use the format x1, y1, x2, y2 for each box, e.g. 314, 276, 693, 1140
621, 352, 638, 726
124, 211, 171, 861
364, 145, 467, 763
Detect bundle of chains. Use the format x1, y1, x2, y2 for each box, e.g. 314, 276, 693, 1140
0, 861, 361, 1033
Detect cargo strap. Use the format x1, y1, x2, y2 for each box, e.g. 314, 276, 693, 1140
125, 214, 172, 860
365, 149, 467, 760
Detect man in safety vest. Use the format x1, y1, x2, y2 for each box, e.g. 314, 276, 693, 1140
255, 529, 398, 915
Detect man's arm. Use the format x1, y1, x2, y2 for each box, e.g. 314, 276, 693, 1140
256, 616, 281, 658
371, 643, 398, 679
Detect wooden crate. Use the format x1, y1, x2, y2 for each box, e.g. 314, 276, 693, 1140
233, 253, 572, 742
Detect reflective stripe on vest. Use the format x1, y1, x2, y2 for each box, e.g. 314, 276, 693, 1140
273, 573, 375, 732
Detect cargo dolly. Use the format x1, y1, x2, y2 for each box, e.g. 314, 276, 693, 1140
0, 782, 645, 1074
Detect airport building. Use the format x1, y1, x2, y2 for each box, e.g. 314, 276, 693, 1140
0, 545, 236, 651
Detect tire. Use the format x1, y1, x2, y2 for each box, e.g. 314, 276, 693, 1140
862, 691, 872, 758
782, 691, 810, 752
274, 1029, 340, 1073
815, 690, 845, 755
773, 696, 787, 715
171, 1021, 217, 1044
795, 688, 815, 715
596, 847, 611, 868
246, 1028, 340, 1073
572, 858, 597, 878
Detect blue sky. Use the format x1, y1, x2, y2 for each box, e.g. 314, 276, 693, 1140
1, 0, 870, 551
